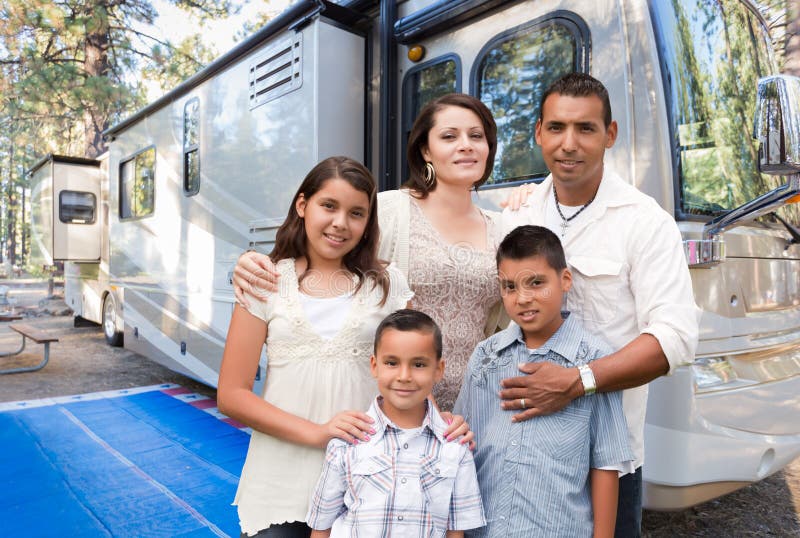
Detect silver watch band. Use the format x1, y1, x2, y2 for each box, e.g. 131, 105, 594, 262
578, 364, 596, 395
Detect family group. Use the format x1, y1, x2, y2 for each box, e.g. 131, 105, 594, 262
217, 73, 700, 538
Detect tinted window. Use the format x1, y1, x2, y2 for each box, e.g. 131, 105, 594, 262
653, 0, 799, 224
477, 19, 585, 185
59, 191, 96, 224
402, 57, 460, 183
404, 58, 459, 124
120, 147, 155, 219
183, 98, 200, 195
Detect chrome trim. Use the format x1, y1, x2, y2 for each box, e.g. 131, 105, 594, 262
684, 238, 726, 268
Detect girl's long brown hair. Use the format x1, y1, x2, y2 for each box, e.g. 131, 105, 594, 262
270, 156, 389, 303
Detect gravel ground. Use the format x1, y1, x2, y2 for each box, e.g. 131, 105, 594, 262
1, 279, 799, 536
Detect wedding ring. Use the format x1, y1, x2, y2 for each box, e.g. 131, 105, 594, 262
520, 398, 526, 409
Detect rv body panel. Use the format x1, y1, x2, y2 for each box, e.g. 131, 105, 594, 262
28, 155, 103, 264
105, 17, 365, 386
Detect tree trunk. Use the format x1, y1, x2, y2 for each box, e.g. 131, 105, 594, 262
785, 0, 800, 75
83, 2, 111, 158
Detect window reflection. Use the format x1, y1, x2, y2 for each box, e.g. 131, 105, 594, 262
406, 60, 457, 121
654, 0, 799, 224
120, 148, 155, 219
183, 98, 200, 195
477, 22, 578, 185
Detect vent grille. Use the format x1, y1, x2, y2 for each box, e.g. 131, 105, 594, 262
249, 34, 303, 109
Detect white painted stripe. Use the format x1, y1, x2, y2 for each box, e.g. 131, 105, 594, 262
60, 407, 229, 538
0, 384, 179, 412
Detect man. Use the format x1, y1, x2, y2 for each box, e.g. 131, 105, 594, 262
499, 72, 699, 536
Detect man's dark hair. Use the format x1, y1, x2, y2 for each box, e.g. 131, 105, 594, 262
496, 225, 567, 271
373, 309, 443, 359
539, 72, 612, 128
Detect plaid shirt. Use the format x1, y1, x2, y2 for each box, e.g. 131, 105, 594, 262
306, 397, 485, 537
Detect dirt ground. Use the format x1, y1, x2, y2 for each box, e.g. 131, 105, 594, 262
1, 279, 798, 536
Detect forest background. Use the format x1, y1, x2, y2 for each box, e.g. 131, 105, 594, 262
0, 0, 799, 271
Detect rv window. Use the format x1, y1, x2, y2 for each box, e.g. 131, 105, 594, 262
653, 0, 800, 224
476, 19, 583, 185
59, 191, 96, 224
402, 56, 460, 182
404, 58, 459, 124
476, 18, 585, 186
119, 147, 156, 219
183, 98, 200, 195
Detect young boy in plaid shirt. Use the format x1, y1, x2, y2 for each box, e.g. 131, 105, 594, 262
306, 309, 486, 537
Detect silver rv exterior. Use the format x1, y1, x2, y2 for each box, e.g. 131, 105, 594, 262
33, 0, 799, 511
388, 0, 800, 511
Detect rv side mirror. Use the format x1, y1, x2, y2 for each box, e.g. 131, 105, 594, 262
754, 75, 800, 175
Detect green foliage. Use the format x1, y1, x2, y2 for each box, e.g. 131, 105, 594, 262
0, 0, 242, 267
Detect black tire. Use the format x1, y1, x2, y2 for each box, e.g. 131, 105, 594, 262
102, 294, 124, 347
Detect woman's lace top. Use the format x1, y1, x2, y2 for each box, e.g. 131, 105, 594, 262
408, 200, 501, 411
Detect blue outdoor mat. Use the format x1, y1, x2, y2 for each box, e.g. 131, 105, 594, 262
0, 385, 250, 537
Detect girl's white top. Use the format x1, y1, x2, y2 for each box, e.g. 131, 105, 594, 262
234, 258, 413, 536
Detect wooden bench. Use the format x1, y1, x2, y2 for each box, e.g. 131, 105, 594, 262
0, 323, 59, 375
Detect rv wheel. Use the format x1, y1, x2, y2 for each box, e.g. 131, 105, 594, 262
103, 294, 123, 347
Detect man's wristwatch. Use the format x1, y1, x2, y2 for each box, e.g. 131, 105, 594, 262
578, 364, 596, 395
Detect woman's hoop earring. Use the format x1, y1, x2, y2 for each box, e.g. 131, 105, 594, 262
423, 162, 436, 188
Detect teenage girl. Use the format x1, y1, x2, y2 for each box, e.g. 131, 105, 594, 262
218, 156, 414, 537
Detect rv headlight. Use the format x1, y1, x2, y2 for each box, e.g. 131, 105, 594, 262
692, 357, 738, 389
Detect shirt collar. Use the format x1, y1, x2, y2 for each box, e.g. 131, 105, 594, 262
531, 168, 638, 213
492, 311, 584, 365
366, 396, 448, 444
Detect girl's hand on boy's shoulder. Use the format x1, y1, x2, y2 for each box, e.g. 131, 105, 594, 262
440, 412, 476, 450
320, 410, 376, 448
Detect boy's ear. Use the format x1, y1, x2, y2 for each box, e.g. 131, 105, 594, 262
295, 194, 306, 218
370, 355, 378, 379
560, 267, 573, 293
435, 357, 445, 383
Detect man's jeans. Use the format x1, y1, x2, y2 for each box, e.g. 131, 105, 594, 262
615, 466, 642, 538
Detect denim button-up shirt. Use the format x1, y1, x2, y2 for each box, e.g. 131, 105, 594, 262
454, 313, 633, 538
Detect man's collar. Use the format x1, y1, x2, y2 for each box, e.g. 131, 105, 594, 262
367, 396, 448, 444
493, 312, 584, 365
527, 168, 638, 212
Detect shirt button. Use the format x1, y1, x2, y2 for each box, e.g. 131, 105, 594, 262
435, 468, 441, 475
401, 477, 407, 484
397, 515, 404, 521
511, 440, 518, 446
403, 443, 409, 449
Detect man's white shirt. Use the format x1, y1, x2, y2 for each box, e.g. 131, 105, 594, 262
501, 169, 700, 468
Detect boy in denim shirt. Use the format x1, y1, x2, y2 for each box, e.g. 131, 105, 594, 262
454, 225, 633, 538
307, 310, 485, 537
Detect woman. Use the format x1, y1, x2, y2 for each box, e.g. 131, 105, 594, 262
234, 93, 502, 411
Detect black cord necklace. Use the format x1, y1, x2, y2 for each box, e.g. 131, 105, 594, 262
553, 183, 596, 237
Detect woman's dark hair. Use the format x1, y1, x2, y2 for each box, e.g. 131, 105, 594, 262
404, 93, 497, 198
270, 156, 389, 302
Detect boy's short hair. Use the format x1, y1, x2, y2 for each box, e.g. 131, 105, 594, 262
374, 309, 443, 359
539, 72, 612, 128
496, 225, 567, 271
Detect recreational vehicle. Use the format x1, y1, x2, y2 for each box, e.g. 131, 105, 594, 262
29, 0, 800, 511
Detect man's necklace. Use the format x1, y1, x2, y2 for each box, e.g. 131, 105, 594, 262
553, 183, 596, 237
